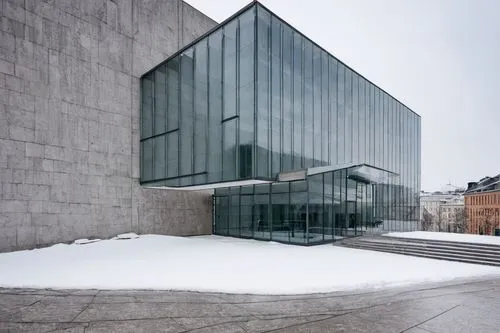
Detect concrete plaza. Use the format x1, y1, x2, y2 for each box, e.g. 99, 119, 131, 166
0, 278, 499, 332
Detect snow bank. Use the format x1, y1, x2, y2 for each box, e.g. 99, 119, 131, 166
112, 233, 140, 240
385, 231, 500, 246
74, 239, 102, 245
0, 235, 498, 294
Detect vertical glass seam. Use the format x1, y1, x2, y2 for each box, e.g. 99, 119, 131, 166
206, 40, 210, 177
290, 32, 295, 169
192, 48, 196, 176
305, 177, 309, 244
301, 36, 305, 169
221, 25, 225, 179
177, 57, 181, 178
311, 46, 315, 166
322, 173, 325, 241
327, 55, 331, 165
280, 23, 284, 172
235, 18, 240, 180
253, 4, 258, 179
267, 15, 272, 178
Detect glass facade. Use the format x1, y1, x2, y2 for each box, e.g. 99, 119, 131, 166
140, 3, 421, 243
214, 165, 404, 245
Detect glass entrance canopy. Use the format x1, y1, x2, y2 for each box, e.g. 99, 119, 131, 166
214, 164, 407, 245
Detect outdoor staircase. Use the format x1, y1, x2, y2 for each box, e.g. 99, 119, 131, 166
338, 235, 500, 267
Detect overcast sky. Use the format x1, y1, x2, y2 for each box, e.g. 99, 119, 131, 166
185, 0, 500, 191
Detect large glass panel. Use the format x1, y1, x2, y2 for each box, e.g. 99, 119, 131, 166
271, 182, 290, 242
166, 131, 178, 179
194, 40, 208, 174
228, 188, 240, 236
358, 78, 366, 163
290, 180, 307, 244
308, 173, 324, 243
374, 87, 381, 167
345, 68, 353, 163
382, 93, 388, 170
222, 118, 237, 180
215, 195, 229, 235
333, 169, 345, 237
396, 103, 402, 222
282, 24, 293, 172
388, 100, 395, 224
254, 183, 271, 240
240, 193, 254, 237
352, 73, 359, 164
337, 63, 345, 164
329, 58, 338, 165
239, 8, 255, 179
312, 46, 321, 166
223, 20, 237, 119
292, 32, 303, 170
256, 7, 270, 178
180, 49, 194, 175
166, 56, 180, 131
321, 51, 329, 165
270, 16, 281, 176
346, 177, 358, 236
208, 31, 223, 182
154, 135, 166, 179
323, 172, 334, 241
369, 84, 376, 165
303, 41, 313, 168
142, 138, 153, 181
141, 73, 153, 138
154, 66, 167, 135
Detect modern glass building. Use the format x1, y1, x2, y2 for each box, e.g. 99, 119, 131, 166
140, 2, 421, 245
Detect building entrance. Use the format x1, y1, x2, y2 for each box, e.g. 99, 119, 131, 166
213, 164, 399, 245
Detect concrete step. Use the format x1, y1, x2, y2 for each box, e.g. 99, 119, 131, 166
341, 236, 500, 256
347, 239, 500, 259
343, 241, 500, 264
342, 242, 500, 267
343, 243, 500, 267
379, 236, 500, 251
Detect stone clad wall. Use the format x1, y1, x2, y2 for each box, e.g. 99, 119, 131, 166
0, 0, 216, 252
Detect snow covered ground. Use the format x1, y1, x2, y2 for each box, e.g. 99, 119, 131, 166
0, 235, 499, 294
385, 231, 500, 246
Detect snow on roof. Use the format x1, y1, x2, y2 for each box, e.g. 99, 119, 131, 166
465, 174, 500, 194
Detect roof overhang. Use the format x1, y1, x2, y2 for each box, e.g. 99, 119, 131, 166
147, 179, 272, 191
306, 163, 398, 184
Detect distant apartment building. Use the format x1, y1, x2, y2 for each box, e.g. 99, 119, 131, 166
439, 198, 466, 233
420, 187, 465, 232
464, 175, 500, 235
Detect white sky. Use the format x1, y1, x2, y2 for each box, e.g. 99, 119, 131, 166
185, 0, 500, 191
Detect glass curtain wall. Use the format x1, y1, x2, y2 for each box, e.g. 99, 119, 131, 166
214, 165, 396, 245
140, 6, 257, 187
140, 2, 421, 233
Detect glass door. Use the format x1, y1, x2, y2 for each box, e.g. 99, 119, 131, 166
346, 200, 357, 236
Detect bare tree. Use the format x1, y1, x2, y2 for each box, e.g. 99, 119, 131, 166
454, 207, 467, 233
436, 205, 443, 232
421, 208, 434, 231
480, 208, 496, 235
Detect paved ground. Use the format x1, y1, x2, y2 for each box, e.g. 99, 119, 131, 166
1, 278, 499, 332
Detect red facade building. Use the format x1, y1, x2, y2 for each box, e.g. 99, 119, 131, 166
464, 175, 500, 235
